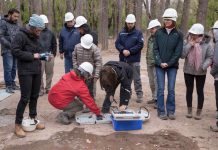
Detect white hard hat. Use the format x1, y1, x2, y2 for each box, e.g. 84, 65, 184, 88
212, 20, 218, 29
81, 34, 93, 49
75, 16, 87, 28
125, 14, 136, 23
147, 19, 161, 29
162, 8, 178, 21
188, 23, 204, 35
22, 118, 39, 132
39, 14, 49, 23
65, 12, 74, 22
79, 62, 93, 75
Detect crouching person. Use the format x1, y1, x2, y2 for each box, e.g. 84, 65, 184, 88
48, 62, 102, 125
100, 61, 133, 113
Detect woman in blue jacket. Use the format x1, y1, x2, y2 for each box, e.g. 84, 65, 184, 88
153, 8, 183, 120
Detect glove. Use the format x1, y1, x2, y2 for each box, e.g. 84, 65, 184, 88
96, 114, 103, 120
40, 53, 53, 61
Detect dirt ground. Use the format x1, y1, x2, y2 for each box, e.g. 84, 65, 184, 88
0, 43, 218, 150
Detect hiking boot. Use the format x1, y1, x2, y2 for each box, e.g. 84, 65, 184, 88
36, 121, 45, 130
194, 109, 202, 120
186, 107, 192, 118
39, 90, 44, 96
15, 124, 26, 138
168, 114, 176, 120
6, 86, 15, 93
136, 96, 143, 103
159, 114, 168, 120
12, 83, 20, 90
147, 99, 156, 104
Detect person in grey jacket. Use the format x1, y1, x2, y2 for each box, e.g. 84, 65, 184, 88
39, 15, 57, 96
73, 34, 102, 112
181, 23, 213, 120
0, 8, 20, 93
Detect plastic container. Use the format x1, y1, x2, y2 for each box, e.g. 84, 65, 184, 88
111, 116, 142, 131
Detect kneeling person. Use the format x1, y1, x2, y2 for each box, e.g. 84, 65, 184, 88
100, 61, 133, 113
48, 62, 102, 124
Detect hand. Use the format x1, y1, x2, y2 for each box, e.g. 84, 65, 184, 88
119, 105, 127, 111
34, 53, 40, 59
60, 53, 64, 59
160, 63, 168, 68
123, 50, 130, 57
96, 114, 103, 120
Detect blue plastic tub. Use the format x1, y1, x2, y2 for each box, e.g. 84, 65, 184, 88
111, 116, 142, 131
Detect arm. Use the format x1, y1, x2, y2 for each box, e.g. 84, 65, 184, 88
0, 21, 11, 48
181, 41, 192, 59
78, 83, 100, 115
51, 32, 57, 57
129, 31, 144, 55
167, 33, 184, 67
153, 32, 162, 66
115, 33, 125, 53
93, 47, 102, 78
59, 32, 64, 54
202, 44, 213, 71
72, 45, 78, 69
11, 33, 35, 61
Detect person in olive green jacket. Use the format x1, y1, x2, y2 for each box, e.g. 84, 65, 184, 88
146, 19, 161, 109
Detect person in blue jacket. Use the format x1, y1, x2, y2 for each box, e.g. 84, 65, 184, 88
115, 14, 144, 103
59, 12, 80, 73
153, 8, 183, 120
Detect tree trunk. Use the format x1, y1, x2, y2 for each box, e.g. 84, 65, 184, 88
75, 0, 84, 16
115, 0, 122, 38
14, 0, 22, 25
52, 0, 57, 34
196, 0, 209, 27
66, 0, 73, 12
150, 0, 157, 19
165, 0, 170, 8
0, 0, 3, 16
47, 0, 53, 30
32, 0, 42, 14
180, 0, 191, 35
125, 0, 134, 16
145, 0, 151, 19
134, 0, 142, 29
157, 0, 165, 24
99, 0, 108, 50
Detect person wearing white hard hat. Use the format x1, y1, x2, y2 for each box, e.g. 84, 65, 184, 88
153, 8, 183, 120
11, 14, 46, 138
59, 12, 80, 73
181, 23, 213, 120
38, 14, 57, 96
48, 62, 103, 125
210, 20, 218, 122
146, 19, 161, 108
73, 34, 102, 112
115, 14, 144, 103
75, 16, 98, 46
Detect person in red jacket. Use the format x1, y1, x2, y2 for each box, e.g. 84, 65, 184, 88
48, 62, 102, 124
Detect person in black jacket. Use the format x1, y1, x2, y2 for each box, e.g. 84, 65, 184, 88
39, 14, 57, 96
99, 61, 133, 113
11, 14, 48, 138
0, 8, 20, 93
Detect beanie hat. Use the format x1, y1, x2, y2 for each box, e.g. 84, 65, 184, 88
29, 14, 45, 29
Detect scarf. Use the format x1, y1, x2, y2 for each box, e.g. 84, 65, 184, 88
187, 37, 203, 71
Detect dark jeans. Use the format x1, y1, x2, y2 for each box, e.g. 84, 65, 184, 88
64, 57, 73, 73
15, 74, 41, 124
85, 78, 94, 99
2, 52, 17, 86
184, 73, 206, 109
214, 80, 218, 111
156, 67, 177, 115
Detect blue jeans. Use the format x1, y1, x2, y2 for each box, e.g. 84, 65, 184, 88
156, 67, 177, 116
2, 52, 17, 87
64, 57, 73, 73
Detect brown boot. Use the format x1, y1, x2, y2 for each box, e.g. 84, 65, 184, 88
15, 124, 26, 138
186, 107, 192, 118
194, 109, 202, 120
36, 122, 45, 130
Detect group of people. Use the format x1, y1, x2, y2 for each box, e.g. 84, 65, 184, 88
0, 7, 218, 138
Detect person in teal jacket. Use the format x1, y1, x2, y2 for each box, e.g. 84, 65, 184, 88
153, 8, 183, 120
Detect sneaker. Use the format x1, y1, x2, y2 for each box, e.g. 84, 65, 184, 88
147, 99, 156, 104
168, 114, 176, 120
12, 83, 20, 90
159, 114, 168, 120
39, 90, 44, 96
6, 86, 15, 93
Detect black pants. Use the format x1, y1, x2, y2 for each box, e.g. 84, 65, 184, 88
184, 73, 206, 109
214, 80, 218, 111
85, 78, 94, 99
15, 74, 41, 124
